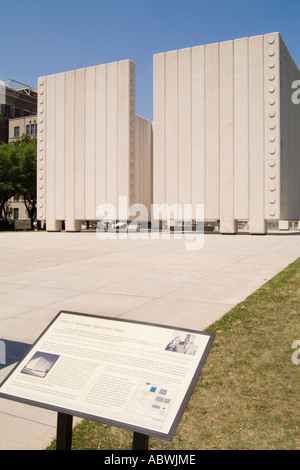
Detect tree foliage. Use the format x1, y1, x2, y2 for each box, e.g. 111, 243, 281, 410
0, 135, 37, 227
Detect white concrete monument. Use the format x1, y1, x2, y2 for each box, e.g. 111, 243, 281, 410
37, 60, 152, 231
38, 33, 300, 234
153, 33, 300, 234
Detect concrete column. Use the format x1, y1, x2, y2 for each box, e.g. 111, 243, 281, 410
279, 220, 289, 230
65, 220, 81, 232
47, 220, 62, 232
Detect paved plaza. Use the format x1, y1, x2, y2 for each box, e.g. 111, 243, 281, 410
0, 230, 299, 449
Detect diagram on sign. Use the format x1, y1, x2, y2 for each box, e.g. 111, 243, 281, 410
127, 381, 178, 422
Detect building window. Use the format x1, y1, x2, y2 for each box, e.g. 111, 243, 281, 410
24, 110, 30, 116
4, 104, 10, 116
13, 208, 19, 220
14, 126, 20, 137
14, 108, 21, 118
25, 123, 37, 136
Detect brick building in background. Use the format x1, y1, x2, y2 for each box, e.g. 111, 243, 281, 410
0, 79, 37, 143
0, 80, 37, 226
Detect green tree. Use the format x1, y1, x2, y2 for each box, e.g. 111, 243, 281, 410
14, 136, 37, 228
0, 135, 37, 228
0, 141, 19, 223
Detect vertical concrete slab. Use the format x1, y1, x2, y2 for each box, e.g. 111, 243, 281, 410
45, 74, 62, 231
153, 53, 166, 209
191, 46, 205, 216
264, 33, 281, 223
37, 77, 46, 223
248, 35, 267, 234
135, 116, 140, 206
85, 66, 96, 220
117, 61, 133, 213
234, 38, 249, 221
205, 43, 220, 220
129, 62, 136, 210
45, 74, 55, 229
74, 68, 86, 222
55, 73, 65, 222
65, 71, 79, 231
118, 61, 130, 208
165, 51, 178, 207
178, 48, 192, 206
106, 62, 118, 213
95, 65, 107, 211
219, 40, 237, 234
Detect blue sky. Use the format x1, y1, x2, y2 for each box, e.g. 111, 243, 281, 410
1, 0, 299, 120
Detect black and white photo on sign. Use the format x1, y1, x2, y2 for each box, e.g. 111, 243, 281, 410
21, 351, 60, 378
165, 332, 198, 356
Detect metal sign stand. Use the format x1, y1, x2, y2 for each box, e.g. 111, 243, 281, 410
132, 432, 149, 450
56, 412, 149, 450
56, 413, 73, 450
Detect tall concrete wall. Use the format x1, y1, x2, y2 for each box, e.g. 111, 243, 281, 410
153, 33, 300, 234
37, 60, 136, 231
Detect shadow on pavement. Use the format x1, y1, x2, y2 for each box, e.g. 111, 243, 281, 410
0, 340, 32, 370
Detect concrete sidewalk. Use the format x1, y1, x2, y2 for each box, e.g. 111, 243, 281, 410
0, 230, 299, 449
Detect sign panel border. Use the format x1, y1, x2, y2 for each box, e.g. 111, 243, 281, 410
0, 310, 215, 441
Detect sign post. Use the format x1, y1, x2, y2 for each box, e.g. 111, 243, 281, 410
56, 412, 73, 450
132, 432, 149, 450
0, 311, 215, 449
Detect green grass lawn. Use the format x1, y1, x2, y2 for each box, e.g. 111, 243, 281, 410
47, 257, 300, 450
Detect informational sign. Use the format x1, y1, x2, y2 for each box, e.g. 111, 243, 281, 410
0, 311, 214, 440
